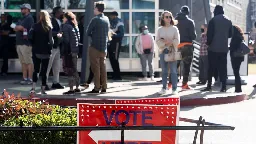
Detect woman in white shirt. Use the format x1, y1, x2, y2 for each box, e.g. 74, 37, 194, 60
156, 11, 180, 95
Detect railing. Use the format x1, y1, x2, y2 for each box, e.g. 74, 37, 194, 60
0, 116, 235, 144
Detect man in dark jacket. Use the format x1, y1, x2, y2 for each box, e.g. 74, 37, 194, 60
45, 6, 64, 90
202, 5, 232, 92
175, 5, 197, 90
108, 11, 124, 80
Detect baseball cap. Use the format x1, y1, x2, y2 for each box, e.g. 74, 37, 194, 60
20, 3, 31, 10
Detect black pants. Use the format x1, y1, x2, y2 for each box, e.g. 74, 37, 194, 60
179, 45, 194, 85
33, 56, 49, 86
0, 44, 9, 73
231, 56, 243, 92
108, 40, 121, 79
68, 53, 80, 88
207, 51, 227, 88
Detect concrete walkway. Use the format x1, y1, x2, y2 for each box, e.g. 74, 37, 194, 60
1, 74, 254, 107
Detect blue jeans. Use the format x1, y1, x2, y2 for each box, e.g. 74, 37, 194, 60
160, 49, 178, 90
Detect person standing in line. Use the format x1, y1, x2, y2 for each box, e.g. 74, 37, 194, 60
62, 12, 81, 95
0, 14, 11, 76
29, 10, 53, 95
86, 1, 110, 94
196, 24, 208, 85
45, 6, 64, 90
108, 11, 124, 80
172, 5, 197, 90
135, 25, 155, 81
14, 3, 34, 85
201, 5, 232, 92
156, 11, 180, 95
229, 25, 244, 93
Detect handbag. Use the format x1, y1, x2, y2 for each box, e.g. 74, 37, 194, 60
233, 41, 250, 57
143, 49, 151, 54
164, 46, 182, 62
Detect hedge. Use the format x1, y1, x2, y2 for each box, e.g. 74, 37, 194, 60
0, 90, 77, 144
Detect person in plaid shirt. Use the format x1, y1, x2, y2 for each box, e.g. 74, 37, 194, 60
197, 24, 208, 85
86, 1, 110, 94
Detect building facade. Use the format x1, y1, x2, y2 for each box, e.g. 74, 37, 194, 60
0, 0, 250, 73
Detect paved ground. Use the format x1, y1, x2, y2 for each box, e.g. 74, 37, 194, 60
0, 74, 255, 106
179, 98, 256, 144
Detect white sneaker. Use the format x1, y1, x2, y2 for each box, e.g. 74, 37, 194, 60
142, 77, 148, 81
158, 89, 166, 95
172, 90, 178, 95
150, 76, 154, 81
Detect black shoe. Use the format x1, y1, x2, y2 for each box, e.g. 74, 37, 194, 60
201, 87, 212, 92
45, 85, 50, 91
88, 89, 100, 94
52, 83, 64, 89
74, 89, 81, 93
63, 90, 75, 95
196, 81, 206, 85
101, 89, 107, 94
253, 84, 256, 88
220, 87, 227, 92
113, 77, 122, 81
235, 90, 242, 93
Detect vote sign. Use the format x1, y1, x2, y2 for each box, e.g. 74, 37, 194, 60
78, 104, 178, 144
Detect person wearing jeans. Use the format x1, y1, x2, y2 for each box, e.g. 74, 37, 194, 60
156, 11, 180, 95
135, 25, 155, 81
45, 6, 64, 90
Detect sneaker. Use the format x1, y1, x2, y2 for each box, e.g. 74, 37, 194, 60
150, 76, 154, 81
142, 77, 148, 81
88, 89, 100, 94
52, 83, 64, 89
101, 89, 107, 94
63, 90, 75, 95
27, 79, 33, 85
172, 90, 178, 95
20, 79, 27, 85
74, 89, 81, 93
158, 89, 166, 95
30, 88, 35, 94
80, 83, 90, 89
45, 85, 50, 91
182, 84, 191, 90
168, 83, 172, 90
196, 81, 206, 85
253, 84, 256, 88
41, 91, 47, 95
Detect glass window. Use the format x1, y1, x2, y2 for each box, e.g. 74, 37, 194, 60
132, 12, 155, 34
132, 0, 155, 9
105, 12, 129, 34
67, 0, 129, 9
119, 36, 130, 58
67, 0, 86, 9
132, 36, 139, 58
44, 0, 65, 9
4, 0, 36, 9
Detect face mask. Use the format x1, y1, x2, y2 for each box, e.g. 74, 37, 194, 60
201, 28, 204, 33
143, 29, 149, 35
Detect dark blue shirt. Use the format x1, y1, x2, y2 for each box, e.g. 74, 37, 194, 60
16, 14, 34, 46
86, 13, 110, 53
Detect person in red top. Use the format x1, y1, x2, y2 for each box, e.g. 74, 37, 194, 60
197, 24, 208, 85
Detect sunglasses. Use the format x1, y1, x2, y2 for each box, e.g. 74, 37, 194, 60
164, 16, 172, 19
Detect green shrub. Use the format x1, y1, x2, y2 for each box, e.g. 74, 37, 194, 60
0, 90, 78, 144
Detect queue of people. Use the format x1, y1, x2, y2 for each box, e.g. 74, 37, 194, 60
0, 2, 252, 95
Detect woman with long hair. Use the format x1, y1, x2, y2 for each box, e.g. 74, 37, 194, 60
62, 11, 81, 95
29, 10, 53, 95
230, 25, 244, 93
156, 11, 180, 95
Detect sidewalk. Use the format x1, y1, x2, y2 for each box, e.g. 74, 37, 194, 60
0, 74, 254, 107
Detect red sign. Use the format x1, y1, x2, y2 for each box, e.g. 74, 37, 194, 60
116, 97, 180, 105
78, 104, 178, 144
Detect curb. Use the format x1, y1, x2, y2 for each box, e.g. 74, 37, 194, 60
28, 94, 248, 107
